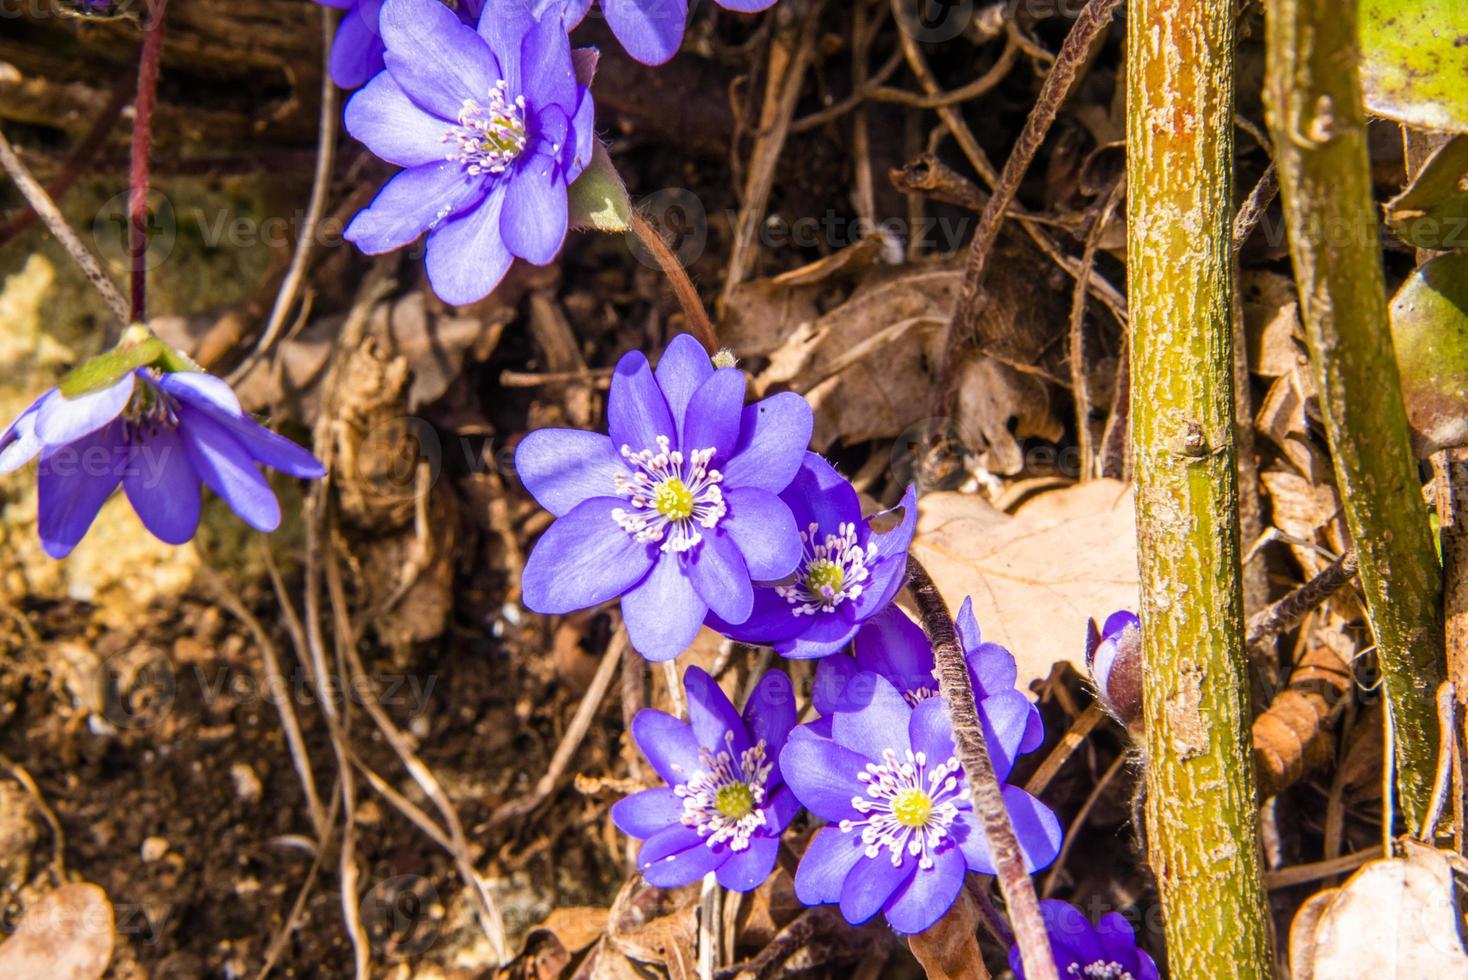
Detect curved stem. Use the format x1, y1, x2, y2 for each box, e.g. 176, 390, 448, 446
906, 556, 1058, 980
0, 129, 130, 325
629, 208, 719, 355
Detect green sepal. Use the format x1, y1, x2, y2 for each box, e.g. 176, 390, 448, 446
567, 142, 632, 234
57, 324, 202, 399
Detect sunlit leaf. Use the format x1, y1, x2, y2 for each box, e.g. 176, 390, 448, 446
1385, 136, 1468, 250
1361, 0, 1468, 132
1388, 248, 1468, 454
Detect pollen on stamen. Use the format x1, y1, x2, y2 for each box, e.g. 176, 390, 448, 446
675, 732, 773, 852
776, 520, 877, 615
444, 79, 529, 177
612, 435, 727, 552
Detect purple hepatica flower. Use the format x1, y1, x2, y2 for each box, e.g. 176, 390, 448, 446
613, 666, 798, 890
559, 0, 779, 66
710, 453, 916, 659
0, 369, 325, 559
516, 334, 813, 661
1009, 900, 1160, 980
313, 0, 484, 89
343, 0, 595, 305
1086, 610, 1143, 736
780, 672, 1062, 934
814, 601, 1046, 754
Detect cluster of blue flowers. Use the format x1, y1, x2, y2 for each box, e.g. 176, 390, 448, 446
321, 0, 781, 306
519, 333, 1154, 967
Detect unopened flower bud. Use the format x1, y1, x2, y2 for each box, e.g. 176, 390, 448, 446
1086, 611, 1144, 737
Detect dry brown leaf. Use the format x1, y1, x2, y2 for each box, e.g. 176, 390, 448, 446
910, 480, 1140, 687
1289, 842, 1468, 979
0, 883, 114, 980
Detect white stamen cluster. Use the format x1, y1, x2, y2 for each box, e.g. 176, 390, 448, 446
840, 747, 965, 869
901, 684, 940, 707
612, 436, 726, 552
675, 732, 772, 851
775, 521, 876, 615
1072, 963, 1134, 980
444, 80, 528, 176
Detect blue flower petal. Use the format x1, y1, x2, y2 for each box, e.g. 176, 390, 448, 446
37, 425, 124, 558
742, 668, 796, 759
514, 428, 624, 517
608, 350, 676, 453
638, 825, 723, 887
161, 374, 324, 479
682, 367, 744, 460
715, 0, 777, 9
347, 160, 486, 255
517, 3, 577, 111
908, 697, 957, 768
621, 554, 706, 661
783, 453, 862, 534
854, 606, 935, 698
123, 428, 200, 545
979, 689, 1034, 783
778, 736, 865, 823
831, 672, 912, 762
720, 486, 799, 582
602, 0, 688, 65
839, 851, 915, 927
521, 496, 656, 614
35, 370, 134, 449
779, 614, 862, 660
721, 392, 812, 494
566, 85, 595, 179
381, 0, 500, 119
683, 665, 749, 757
328, 4, 386, 89
500, 154, 568, 265
630, 709, 702, 785
654, 334, 713, 444
1002, 784, 1063, 874
610, 786, 681, 839
763, 783, 799, 831
793, 826, 866, 906
478, 0, 535, 89
424, 182, 515, 305
883, 845, 966, 935
688, 528, 753, 624
345, 73, 454, 167
0, 390, 50, 475
177, 407, 281, 532
714, 833, 779, 892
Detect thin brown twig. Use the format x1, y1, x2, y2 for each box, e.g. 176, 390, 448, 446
1245, 549, 1359, 651
129, 0, 169, 323
0, 752, 65, 883
490, 628, 626, 825
1067, 177, 1126, 481
907, 555, 1059, 980
0, 129, 131, 325
227, 4, 339, 386
1024, 701, 1107, 798
941, 0, 1124, 412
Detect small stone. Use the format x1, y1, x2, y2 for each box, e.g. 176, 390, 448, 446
141, 836, 169, 863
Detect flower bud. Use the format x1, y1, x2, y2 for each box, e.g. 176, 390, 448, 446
1086, 611, 1144, 737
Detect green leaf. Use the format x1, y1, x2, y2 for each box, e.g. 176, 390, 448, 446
567, 143, 632, 234
1389, 249, 1468, 455
1361, 0, 1468, 132
57, 338, 167, 398
1386, 136, 1468, 250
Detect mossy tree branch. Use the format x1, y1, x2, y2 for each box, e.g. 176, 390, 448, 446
1262, 0, 1445, 828
1127, 0, 1273, 975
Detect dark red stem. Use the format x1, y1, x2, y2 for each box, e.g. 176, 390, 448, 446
129, 0, 169, 323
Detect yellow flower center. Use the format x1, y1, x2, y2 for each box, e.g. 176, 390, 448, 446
714, 782, 755, 819
803, 559, 845, 597
654, 477, 695, 520
892, 788, 933, 828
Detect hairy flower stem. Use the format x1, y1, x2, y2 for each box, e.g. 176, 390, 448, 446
905, 556, 1057, 980
0, 129, 131, 325
1262, 0, 1445, 827
129, 0, 169, 323
1127, 0, 1273, 975
629, 209, 719, 355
